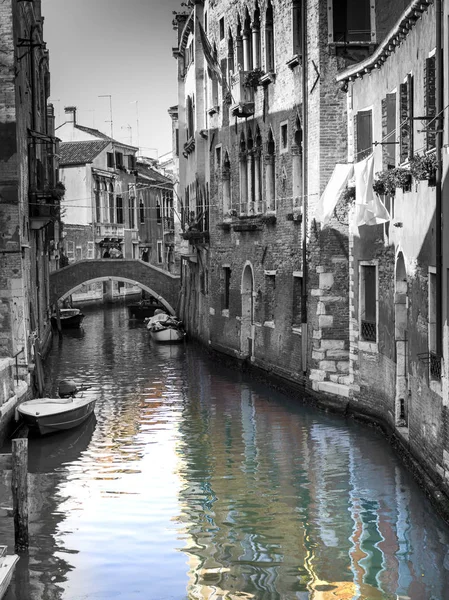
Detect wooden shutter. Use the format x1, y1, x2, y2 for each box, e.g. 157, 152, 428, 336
425, 56, 436, 150
356, 110, 372, 162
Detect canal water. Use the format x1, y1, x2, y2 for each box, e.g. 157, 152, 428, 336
1, 304, 449, 600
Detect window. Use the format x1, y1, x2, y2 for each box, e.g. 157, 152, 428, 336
330, 0, 372, 43
425, 55, 436, 150
265, 1, 275, 72
87, 241, 94, 259
94, 178, 101, 222
219, 17, 225, 40
292, 273, 303, 326
108, 182, 115, 223
116, 196, 123, 224
115, 152, 123, 168
428, 268, 441, 379
107, 152, 114, 168
264, 273, 276, 323
157, 241, 163, 263
239, 133, 248, 214
382, 93, 396, 169
66, 241, 75, 261
129, 193, 136, 229
280, 121, 288, 153
292, 0, 302, 57
400, 74, 413, 163
127, 155, 136, 170
186, 95, 194, 140
175, 128, 179, 157
227, 32, 235, 78
215, 145, 222, 170
156, 198, 162, 224
76, 246, 82, 261
360, 263, 377, 342
266, 129, 276, 211
355, 109, 372, 162
223, 267, 231, 310
139, 198, 145, 224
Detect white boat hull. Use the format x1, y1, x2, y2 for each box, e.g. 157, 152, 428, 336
17, 396, 96, 435
149, 327, 185, 343
0, 554, 19, 599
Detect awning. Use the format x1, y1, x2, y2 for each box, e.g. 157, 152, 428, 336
315, 163, 354, 225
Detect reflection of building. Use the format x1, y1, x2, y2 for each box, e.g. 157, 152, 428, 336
0, 0, 61, 406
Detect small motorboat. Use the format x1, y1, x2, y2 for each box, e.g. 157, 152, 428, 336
51, 308, 85, 329
146, 311, 186, 343
16, 380, 95, 436
0, 546, 19, 599
128, 297, 165, 320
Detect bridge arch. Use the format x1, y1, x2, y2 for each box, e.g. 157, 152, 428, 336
50, 259, 181, 315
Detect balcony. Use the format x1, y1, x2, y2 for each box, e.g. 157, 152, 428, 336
96, 225, 125, 238
29, 189, 61, 229
230, 71, 255, 118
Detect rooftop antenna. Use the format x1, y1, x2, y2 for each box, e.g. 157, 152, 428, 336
130, 100, 140, 153
98, 94, 113, 137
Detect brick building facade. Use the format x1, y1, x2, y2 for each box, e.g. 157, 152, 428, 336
173, 0, 449, 511
0, 0, 61, 405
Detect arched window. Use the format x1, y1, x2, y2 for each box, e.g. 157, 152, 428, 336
102, 180, 108, 222
265, 1, 275, 73
292, 115, 303, 210
239, 132, 248, 214
228, 30, 235, 79
223, 151, 231, 215
236, 18, 244, 70
247, 128, 255, 213
252, 5, 261, 70
265, 128, 276, 212
186, 95, 194, 140
292, 0, 303, 58
255, 126, 263, 213
243, 9, 252, 71
109, 182, 115, 223
94, 177, 101, 222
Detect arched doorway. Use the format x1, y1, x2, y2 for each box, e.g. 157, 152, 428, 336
241, 263, 255, 357
395, 252, 408, 427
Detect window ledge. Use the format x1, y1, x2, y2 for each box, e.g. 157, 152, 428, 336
263, 320, 275, 329
286, 55, 302, 69
260, 72, 276, 86
359, 340, 378, 353
207, 106, 220, 117
221, 309, 229, 318
291, 326, 302, 336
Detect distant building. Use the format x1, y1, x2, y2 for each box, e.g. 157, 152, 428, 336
58, 107, 140, 261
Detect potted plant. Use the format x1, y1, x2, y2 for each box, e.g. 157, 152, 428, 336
409, 152, 437, 183
243, 68, 263, 88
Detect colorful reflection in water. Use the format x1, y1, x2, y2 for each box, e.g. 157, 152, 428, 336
0, 305, 447, 600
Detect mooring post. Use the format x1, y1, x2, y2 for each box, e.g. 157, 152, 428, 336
11, 438, 29, 552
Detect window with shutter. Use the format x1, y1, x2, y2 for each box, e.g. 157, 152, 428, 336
425, 56, 436, 150
356, 110, 372, 162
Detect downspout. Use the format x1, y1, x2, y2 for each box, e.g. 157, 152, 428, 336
301, 0, 308, 373
436, 0, 443, 358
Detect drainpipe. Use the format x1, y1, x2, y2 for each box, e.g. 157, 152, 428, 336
435, 0, 443, 358
301, 0, 308, 373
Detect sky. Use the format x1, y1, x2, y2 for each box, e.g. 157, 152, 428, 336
41, 0, 184, 159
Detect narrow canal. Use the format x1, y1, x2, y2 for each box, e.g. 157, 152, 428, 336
1, 304, 449, 599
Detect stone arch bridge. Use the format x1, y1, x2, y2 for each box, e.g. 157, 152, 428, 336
49, 259, 181, 315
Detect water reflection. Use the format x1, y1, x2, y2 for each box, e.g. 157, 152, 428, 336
0, 305, 447, 600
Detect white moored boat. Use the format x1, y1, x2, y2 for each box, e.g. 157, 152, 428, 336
16, 381, 95, 436
146, 311, 185, 343
0, 546, 18, 599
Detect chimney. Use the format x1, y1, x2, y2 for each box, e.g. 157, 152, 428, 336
64, 106, 77, 124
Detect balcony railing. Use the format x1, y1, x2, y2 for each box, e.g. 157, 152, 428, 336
230, 71, 255, 118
